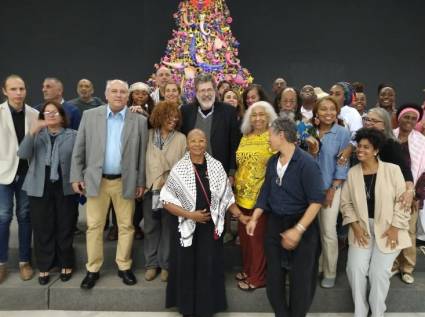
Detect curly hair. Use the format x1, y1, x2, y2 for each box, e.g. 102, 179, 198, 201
149, 101, 182, 130
354, 127, 386, 152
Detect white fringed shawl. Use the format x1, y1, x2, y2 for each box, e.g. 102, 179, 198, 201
394, 128, 425, 184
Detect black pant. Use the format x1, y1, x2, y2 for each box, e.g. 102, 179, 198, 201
265, 213, 321, 317
29, 180, 78, 272
107, 199, 143, 228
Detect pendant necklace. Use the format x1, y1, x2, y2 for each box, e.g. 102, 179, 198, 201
365, 173, 376, 199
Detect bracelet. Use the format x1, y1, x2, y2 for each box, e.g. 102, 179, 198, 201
330, 184, 341, 191
295, 223, 306, 233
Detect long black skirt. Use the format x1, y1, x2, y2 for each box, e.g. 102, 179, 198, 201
166, 215, 227, 316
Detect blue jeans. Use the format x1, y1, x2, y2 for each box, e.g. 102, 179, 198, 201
0, 174, 32, 263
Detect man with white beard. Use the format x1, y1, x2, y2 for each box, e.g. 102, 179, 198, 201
179, 73, 240, 180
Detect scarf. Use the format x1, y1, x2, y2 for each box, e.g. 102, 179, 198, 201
160, 152, 235, 247
43, 128, 65, 182
394, 128, 425, 184
153, 129, 175, 150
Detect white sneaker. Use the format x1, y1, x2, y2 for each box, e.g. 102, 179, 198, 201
401, 273, 414, 284
320, 277, 335, 288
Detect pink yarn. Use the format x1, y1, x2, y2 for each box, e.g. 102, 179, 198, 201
398, 107, 420, 122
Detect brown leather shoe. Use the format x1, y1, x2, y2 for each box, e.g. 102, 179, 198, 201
144, 268, 158, 281
19, 263, 34, 281
107, 226, 118, 241
160, 269, 168, 282
0, 264, 7, 284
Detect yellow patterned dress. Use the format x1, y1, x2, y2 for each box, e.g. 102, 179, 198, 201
234, 131, 274, 209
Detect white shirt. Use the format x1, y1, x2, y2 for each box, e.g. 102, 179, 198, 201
339, 105, 363, 138
276, 159, 289, 186
300, 106, 313, 121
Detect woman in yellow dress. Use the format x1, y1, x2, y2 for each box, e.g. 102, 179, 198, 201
234, 101, 277, 290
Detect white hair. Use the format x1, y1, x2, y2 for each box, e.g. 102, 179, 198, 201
105, 79, 129, 93
240, 101, 277, 135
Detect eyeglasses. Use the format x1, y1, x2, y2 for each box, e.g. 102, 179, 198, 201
282, 100, 297, 105
168, 116, 179, 122
364, 117, 383, 124
251, 112, 267, 118
43, 111, 60, 117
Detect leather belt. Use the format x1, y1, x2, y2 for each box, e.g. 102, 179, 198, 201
102, 174, 121, 180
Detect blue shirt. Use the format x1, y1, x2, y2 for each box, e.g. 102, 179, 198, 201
255, 147, 325, 216
103, 105, 127, 174
315, 124, 350, 190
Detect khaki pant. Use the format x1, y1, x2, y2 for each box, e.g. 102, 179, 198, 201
393, 210, 418, 274
319, 188, 341, 279
86, 178, 135, 272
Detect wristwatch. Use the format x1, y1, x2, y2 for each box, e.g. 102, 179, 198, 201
329, 184, 341, 191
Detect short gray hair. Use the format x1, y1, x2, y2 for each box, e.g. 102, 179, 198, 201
194, 73, 216, 91
44, 77, 63, 90
240, 101, 277, 135
367, 107, 397, 140
105, 79, 129, 93
270, 117, 298, 143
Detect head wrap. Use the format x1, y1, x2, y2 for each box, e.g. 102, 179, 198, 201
336, 81, 355, 106
129, 82, 150, 93
396, 103, 423, 122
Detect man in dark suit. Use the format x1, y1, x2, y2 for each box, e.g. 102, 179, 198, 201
35, 77, 81, 130
180, 73, 240, 180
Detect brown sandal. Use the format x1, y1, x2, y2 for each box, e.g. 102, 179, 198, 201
235, 272, 248, 281
237, 280, 259, 291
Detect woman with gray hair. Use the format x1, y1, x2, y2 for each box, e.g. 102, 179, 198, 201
234, 101, 277, 291
246, 117, 324, 316
364, 108, 415, 210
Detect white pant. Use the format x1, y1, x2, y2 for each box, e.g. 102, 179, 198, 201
346, 219, 400, 317
319, 188, 341, 278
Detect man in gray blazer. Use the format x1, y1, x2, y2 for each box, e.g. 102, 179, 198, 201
70, 79, 148, 289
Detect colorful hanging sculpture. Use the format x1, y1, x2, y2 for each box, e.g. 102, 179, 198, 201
149, 0, 254, 102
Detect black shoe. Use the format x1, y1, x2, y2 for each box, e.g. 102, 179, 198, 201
38, 275, 50, 285
107, 226, 118, 241
134, 227, 144, 240
74, 227, 84, 236
60, 270, 73, 282
118, 269, 137, 285
80, 271, 99, 289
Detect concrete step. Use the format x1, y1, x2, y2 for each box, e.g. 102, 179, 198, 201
7, 237, 425, 273
6, 234, 243, 271
1, 270, 425, 312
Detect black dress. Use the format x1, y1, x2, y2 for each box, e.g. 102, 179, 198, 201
166, 162, 227, 317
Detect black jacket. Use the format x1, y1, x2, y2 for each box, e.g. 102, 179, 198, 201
180, 100, 240, 174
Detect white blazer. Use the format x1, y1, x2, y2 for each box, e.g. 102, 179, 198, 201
0, 101, 39, 184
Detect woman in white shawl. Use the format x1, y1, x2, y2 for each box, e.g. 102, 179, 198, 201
392, 103, 425, 284
161, 129, 249, 317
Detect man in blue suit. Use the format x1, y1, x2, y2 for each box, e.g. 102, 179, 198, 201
35, 77, 81, 130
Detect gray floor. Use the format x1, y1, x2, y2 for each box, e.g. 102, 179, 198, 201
1, 312, 425, 317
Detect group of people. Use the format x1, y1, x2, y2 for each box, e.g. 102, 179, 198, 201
1, 67, 425, 317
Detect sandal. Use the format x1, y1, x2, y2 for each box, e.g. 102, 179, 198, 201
235, 272, 248, 281
237, 280, 259, 291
